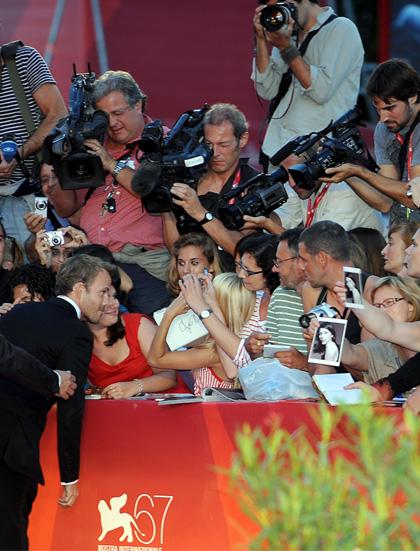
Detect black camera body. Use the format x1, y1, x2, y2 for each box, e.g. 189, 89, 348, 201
131, 105, 212, 218
218, 167, 289, 230
299, 303, 340, 329
46, 66, 109, 190
259, 2, 297, 32
282, 108, 379, 192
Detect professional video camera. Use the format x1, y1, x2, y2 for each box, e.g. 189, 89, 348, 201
45, 65, 109, 190
218, 167, 288, 230
299, 303, 340, 329
131, 105, 212, 216
270, 108, 379, 192
258, 1, 297, 32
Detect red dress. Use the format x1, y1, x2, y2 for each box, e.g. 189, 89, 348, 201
88, 313, 191, 393
88, 313, 152, 388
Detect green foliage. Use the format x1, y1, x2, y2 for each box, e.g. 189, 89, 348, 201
230, 405, 420, 550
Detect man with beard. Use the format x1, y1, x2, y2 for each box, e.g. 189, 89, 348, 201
324, 59, 420, 225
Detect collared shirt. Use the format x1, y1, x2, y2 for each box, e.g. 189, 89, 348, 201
275, 181, 386, 233
252, 7, 364, 158
80, 129, 165, 252
56, 295, 81, 319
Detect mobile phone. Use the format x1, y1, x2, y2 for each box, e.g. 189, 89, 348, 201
34, 197, 48, 218
263, 344, 289, 358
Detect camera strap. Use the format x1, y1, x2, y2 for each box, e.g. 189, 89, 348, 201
266, 14, 338, 123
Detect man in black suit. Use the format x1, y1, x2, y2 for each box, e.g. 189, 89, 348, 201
0, 254, 113, 550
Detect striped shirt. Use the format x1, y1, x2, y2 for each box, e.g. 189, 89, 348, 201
265, 287, 307, 353
234, 292, 266, 369
0, 45, 56, 195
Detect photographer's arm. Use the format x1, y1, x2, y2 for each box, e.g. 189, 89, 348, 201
24, 84, 67, 158
0, 84, 67, 178
242, 212, 285, 234
334, 281, 420, 351
325, 163, 419, 209
161, 212, 180, 250
171, 183, 246, 255
252, 6, 287, 99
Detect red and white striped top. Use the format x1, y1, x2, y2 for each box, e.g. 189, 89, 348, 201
193, 293, 266, 395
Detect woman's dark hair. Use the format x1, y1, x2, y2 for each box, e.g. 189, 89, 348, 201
237, 233, 280, 294
313, 323, 337, 354
348, 227, 386, 276
7, 264, 55, 302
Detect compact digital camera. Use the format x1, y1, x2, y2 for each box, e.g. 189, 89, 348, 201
34, 197, 48, 218
46, 230, 65, 247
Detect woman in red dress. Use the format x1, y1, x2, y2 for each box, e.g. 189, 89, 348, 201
88, 286, 179, 398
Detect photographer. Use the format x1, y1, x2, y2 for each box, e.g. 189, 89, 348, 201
162, 103, 262, 271
324, 59, 420, 225
0, 42, 67, 248
49, 70, 171, 315
252, 0, 363, 172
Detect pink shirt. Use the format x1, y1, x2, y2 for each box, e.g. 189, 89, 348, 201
80, 133, 165, 252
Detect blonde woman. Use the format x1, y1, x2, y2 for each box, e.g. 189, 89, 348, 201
340, 276, 420, 383
148, 273, 256, 395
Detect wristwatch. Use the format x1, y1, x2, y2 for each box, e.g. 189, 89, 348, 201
111, 160, 128, 178
198, 308, 213, 320
198, 211, 214, 225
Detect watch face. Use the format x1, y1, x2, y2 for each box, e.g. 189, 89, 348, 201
200, 309, 211, 319
205, 212, 213, 221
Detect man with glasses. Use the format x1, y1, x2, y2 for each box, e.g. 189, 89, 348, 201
245, 228, 308, 369
46, 71, 171, 315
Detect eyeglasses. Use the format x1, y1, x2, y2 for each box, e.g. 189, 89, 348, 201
273, 256, 297, 268
373, 297, 405, 309
107, 105, 133, 119
235, 261, 263, 276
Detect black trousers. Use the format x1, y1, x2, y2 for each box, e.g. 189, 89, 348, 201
0, 461, 37, 551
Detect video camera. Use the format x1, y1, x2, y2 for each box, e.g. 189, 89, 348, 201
270, 107, 379, 192
131, 105, 212, 218
299, 303, 340, 329
45, 65, 109, 190
258, 2, 297, 32
218, 167, 288, 230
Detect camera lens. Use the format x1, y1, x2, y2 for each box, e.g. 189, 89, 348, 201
260, 5, 289, 32
288, 164, 317, 191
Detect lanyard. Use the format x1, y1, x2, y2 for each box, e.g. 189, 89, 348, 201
305, 183, 330, 227
396, 132, 413, 220
228, 169, 241, 205
395, 132, 413, 181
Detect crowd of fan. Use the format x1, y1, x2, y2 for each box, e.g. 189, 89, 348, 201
1, 0, 420, 416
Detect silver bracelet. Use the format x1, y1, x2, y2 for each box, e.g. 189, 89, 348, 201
280, 45, 300, 65
133, 378, 144, 396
